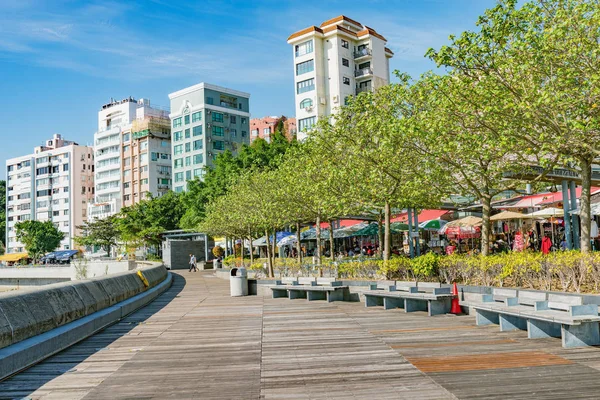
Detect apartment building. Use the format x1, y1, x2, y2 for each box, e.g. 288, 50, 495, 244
250, 116, 297, 143
287, 15, 394, 140
168, 83, 250, 192
89, 97, 172, 221
5, 134, 95, 253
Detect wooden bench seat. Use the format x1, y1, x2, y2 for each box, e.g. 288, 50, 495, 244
364, 287, 453, 316
472, 290, 600, 348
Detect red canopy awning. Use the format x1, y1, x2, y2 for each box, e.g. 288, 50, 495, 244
391, 209, 450, 223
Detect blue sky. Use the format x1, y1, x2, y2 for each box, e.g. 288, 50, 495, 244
0, 0, 497, 179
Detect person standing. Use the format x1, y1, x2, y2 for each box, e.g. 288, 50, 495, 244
189, 254, 198, 272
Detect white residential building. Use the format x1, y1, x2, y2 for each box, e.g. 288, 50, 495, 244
5, 134, 95, 253
168, 83, 250, 192
89, 97, 172, 220
287, 15, 394, 140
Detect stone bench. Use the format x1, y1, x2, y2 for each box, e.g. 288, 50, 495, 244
363, 286, 453, 316
270, 279, 349, 302
473, 291, 600, 348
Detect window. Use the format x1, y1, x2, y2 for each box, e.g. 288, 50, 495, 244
206, 97, 213, 105
230, 115, 236, 124
140, 141, 148, 150
184, 114, 190, 125
185, 142, 191, 153
123, 182, 130, 189
64, 187, 69, 193
193, 154, 203, 164
174, 186, 184, 193
124, 194, 130, 201
185, 156, 191, 166
193, 168, 203, 177
151, 152, 158, 161
344, 96, 350, 105
185, 129, 190, 139
212, 112, 224, 122
263, 127, 271, 135
193, 140, 203, 150
123, 133, 130, 142
341, 39, 349, 49
296, 59, 314, 75
213, 141, 225, 150
241, 131, 247, 137
297, 78, 315, 94
63, 164, 69, 172
342, 58, 349, 67
299, 116, 316, 131
241, 117, 246, 124
192, 111, 202, 122
140, 153, 148, 164
343, 77, 350, 85
300, 98, 313, 109
173, 117, 182, 128
161, 140, 169, 147
251, 129, 259, 136
295, 40, 313, 57
174, 145, 183, 155
173, 131, 183, 141
174, 158, 183, 168
141, 178, 148, 185
64, 210, 69, 215
174, 172, 184, 182
230, 129, 237, 138
193, 126, 202, 136
186, 170, 191, 180
123, 145, 130, 153
212, 126, 224, 136
124, 169, 131, 177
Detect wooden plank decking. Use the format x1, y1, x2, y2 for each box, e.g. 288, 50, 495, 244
2, 271, 600, 399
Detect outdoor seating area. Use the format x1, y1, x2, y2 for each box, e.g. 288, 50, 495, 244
464, 288, 600, 348
270, 276, 350, 302
363, 283, 453, 316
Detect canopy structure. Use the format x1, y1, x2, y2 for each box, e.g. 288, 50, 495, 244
351, 222, 411, 237
490, 211, 532, 221
526, 207, 564, 218
570, 203, 600, 216
418, 219, 448, 231
442, 216, 482, 229
440, 216, 482, 239
53, 250, 79, 261
276, 235, 296, 247
0, 252, 28, 262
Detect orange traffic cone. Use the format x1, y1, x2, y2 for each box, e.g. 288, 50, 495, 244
450, 282, 461, 314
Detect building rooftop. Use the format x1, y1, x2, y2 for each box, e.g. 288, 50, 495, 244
287, 15, 388, 43
168, 82, 250, 100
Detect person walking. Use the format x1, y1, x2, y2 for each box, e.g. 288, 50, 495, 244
189, 254, 198, 272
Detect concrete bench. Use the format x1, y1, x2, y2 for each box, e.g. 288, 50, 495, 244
473, 291, 600, 348
270, 279, 348, 302
363, 287, 453, 316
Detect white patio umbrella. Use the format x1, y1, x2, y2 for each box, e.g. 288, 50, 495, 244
526, 207, 564, 218
276, 235, 297, 247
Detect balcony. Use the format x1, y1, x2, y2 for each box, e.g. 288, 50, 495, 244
356, 85, 372, 95
354, 48, 372, 59
355, 67, 373, 79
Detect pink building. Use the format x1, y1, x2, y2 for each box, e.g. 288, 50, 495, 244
250, 116, 296, 143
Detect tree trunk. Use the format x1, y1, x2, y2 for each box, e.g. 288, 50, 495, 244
377, 214, 384, 258
481, 194, 492, 256
240, 237, 244, 267
329, 220, 335, 261
296, 221, 302, 265
315, 215, 321, 266
271, 228, 276, 267
384, 202, 391, 261
265, 230, 274, 278
249, 236, 254, 264
580, 159, 592, 252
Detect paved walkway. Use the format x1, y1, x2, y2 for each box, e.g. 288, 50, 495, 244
3, 271, 600, 399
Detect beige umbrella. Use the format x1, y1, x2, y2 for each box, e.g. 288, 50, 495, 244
490, 211, 531, 221
443, 216, 483, 228
526, 207, 564, 218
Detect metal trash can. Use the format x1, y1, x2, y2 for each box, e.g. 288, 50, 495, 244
230, 267, 248, 297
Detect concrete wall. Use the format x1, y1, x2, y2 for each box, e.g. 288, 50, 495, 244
0, 265, 167, 350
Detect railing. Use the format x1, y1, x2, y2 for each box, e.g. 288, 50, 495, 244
354, 48, 372, 58
356, 86, 372, 94
355, 67, 373, 77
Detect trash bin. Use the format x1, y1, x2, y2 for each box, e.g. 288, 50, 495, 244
230, 267, 248, 297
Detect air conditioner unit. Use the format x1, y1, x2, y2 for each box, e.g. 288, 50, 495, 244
332, 95, 339, 103
207, 123, 212, 128
319, 97, 327, 105
208, 152, 213, 156
207, 137, 212, 142
207, 110, 212, 115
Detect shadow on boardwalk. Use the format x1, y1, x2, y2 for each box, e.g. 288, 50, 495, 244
0, 273, 186, 400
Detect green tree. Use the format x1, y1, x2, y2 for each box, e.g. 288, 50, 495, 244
427, 0, 600, 251
15, 220, 64, 262
75, 216, 120, 255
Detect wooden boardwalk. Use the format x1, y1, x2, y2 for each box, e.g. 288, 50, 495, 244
3, 272, 600, 399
